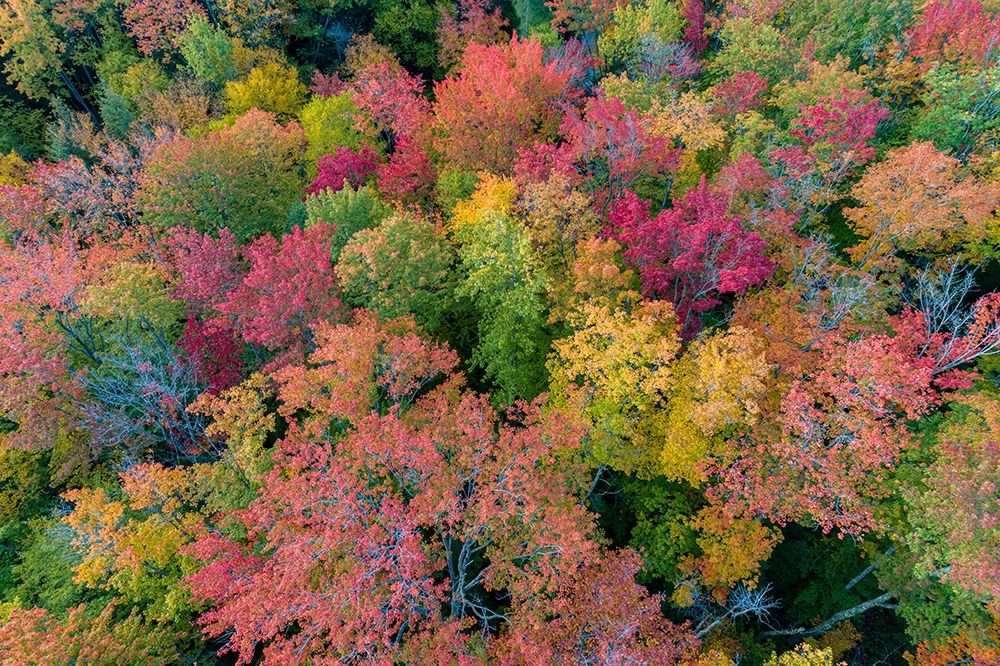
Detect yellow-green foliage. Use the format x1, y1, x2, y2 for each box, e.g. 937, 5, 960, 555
189, 374, 276, 484
451, 173, 518, 231
112, 60, 170, 105
0, 443, 47, 523
766, 644, 840, 666
336, 214, 456, 332
598, 0, 683, 71
297, 92, 365, 174
79, 263, 184, 338
771, 57, 867, 119
224, 62, 308, 119
549, 299, 680, 476
660, 327, 771, 486
62, 461, 245, 625
0, 149, 29, 186
456, 212, 550, 403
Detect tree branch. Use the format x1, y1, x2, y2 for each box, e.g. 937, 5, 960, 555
760, 591, 894, 638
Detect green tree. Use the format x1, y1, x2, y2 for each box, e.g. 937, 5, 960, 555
712, 16, 798, 83
456, 212, 550, 402
304, 183, 392, 261
179, 14, 235, 89
373, 0, 441, 78
337, 214, 456, 333
138, 109, 306, 243
297, 92, 366, 174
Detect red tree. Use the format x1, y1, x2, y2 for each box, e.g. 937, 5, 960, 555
122, 0, 205, 57
307, 146, 380, 195
717, 332, 938, 536
610, 180, 775, 335
494, 550, 699, 664
561, 95, 680, 211
788, 91, 888, 166
309, 70, 346, 97
164, 227, 242, 314
185, 314, 696, 664
767, 90, 888, 217
438, 0, 509, 70
906, 0, 1000, 68
682, 0, 708, 54
717, 289, 1000, 536
377, 134, 436, 205
179, 317, 243, 394
711, 71, 769, 117
348, 60, 431, 141
433, 36, 576, 172
0, 228, 93, 454
217, 223, 344, 367
165, 227, 245, 392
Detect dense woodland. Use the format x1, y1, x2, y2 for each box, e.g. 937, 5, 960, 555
0, 0, 998, 664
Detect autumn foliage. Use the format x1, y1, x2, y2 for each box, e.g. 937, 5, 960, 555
2, 1, 1000, 664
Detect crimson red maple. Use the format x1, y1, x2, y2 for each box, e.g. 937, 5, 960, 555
217, 223, 344, 367
610, 180, 775, 335
307, 146, 380, 196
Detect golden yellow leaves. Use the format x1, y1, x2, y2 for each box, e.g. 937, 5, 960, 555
189, 373, 275, 482
223, 62, 307, 119
549, 299, 680, 476
551, 300, 680, 407
450, 172, 518, 231
651, 92, 727, 152
659, 327, 771, 486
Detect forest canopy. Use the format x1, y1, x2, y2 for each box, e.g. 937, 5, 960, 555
1, 0, 999, 664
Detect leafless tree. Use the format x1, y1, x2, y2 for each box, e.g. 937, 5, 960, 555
76, 325, 219, 465
905, 259, 1000, 371
685, 582, 780, 638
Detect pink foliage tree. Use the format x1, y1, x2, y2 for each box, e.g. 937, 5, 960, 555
165, 227, 243, 314
349, 61, 431, 141
309, 70, 345, 98
906, 0, 1000, 68
122, 0, 204, 57
561, 95, 679, 211
788, 91, 889, 165
768, 90, 888, 216
217, 223, 344, 367
495, 550, 698, 664
377, 135, 436, 205
717, 288, 1000, 537
610, 179, 775, 335
184, 314, 696, 664
438, 0, 509, 70
306, 146, 380, 195
682, 0, 708, 54
718, 332, 938, 536
711, 71, 769, 117
433, 36, 576, 172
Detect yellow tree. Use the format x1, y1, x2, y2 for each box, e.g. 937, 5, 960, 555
515, 172, 599, 290
187, 372, 276, 484
656, 327, 779, 601
548, 299, 680, 477
0, 0, 65, 100
659, 327, 773, 487
223, 62, 308, 119
450, 172, 518, 231
62, 463, 221, 625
